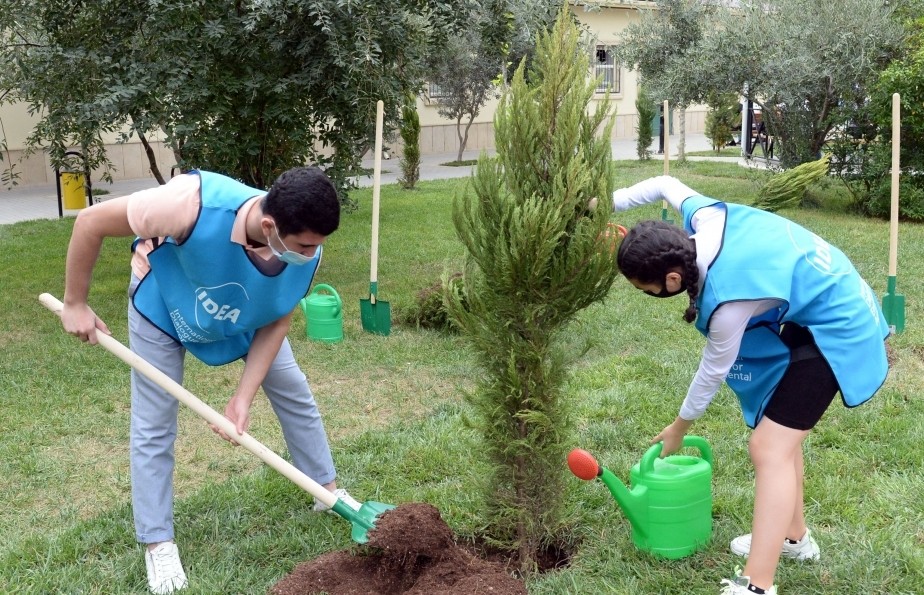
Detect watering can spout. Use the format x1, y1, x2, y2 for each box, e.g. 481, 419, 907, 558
599, 468, 649, 538
567, 448, 649, 539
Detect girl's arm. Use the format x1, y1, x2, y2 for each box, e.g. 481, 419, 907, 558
612, 175, 698, 212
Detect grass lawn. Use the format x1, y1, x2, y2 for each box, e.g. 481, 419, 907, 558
687, 146, 743, 158
1, 159, 921, 593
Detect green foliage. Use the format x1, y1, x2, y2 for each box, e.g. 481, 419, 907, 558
615, 0, 715, 110
617, 0, 902, 169
841, 17, 924, 221
859, 177, 924, 221
0, 1, 476, 203
444, 6, 618, 572
398, 99, 421, 190
704, 92, 740, 153
427, 3, 507, 162
501, 0, 560, 84
700, 0, 902, 169
753, 155, 831, 212
403, 274, 464, 331
635, 87, 657, 160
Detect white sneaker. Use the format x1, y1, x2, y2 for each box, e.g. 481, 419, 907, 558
313, 488, 362, 514
720, 574, 778, 595
144, 542, 188, 594
730, 528, 820, 561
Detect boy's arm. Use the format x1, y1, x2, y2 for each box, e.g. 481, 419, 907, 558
62, 197, 135, 343
212, 312, 294, 441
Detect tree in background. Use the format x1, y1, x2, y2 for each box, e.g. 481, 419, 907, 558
444, 7, 619, 573
845, 12, 924, 221
426, 1, 510, 163
616, 0, 715, 162
696, 0, 902, 169
0, 0, 476, 205
635, 86, 657, 160
398, 97, 421, 190
502, 0, 560, 84
704, 91, 740, 153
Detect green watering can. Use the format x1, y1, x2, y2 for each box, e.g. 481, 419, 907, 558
299, 284, 343, 343
568, 435, 714, 559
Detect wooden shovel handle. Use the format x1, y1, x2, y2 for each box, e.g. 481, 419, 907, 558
370, 100, 384, 285
38, 293, 337, 508
889, 93, 900, 277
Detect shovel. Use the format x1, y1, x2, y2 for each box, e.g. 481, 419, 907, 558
39, 293, 393, 544
882, 92, 905, 334
360, 99, 391, 335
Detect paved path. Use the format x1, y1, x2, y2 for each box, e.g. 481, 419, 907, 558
0, 133, 733, 225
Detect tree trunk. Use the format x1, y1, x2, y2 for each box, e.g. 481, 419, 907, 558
678, 108, 687, 162
455, 115, 467, 163
137, 130, 166, 185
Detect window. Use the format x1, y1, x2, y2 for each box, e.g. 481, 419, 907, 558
427, 82, 451, 100
593, 45, 620, 94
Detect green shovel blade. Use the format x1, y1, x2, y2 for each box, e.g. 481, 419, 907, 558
882, 276, 906, 334
331, 499, 396, 544
360, 283, 391, 336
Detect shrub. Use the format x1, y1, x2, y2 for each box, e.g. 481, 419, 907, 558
705, 92, 740, 152
861, 176, 924, 221
403, 274, 464, 332
398, 99, 421, 190
753, 155, 830, 212
635, 87, 656, 160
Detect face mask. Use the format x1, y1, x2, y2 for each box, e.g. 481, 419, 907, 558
644, 275, 687, 298
269, 222, 316, 266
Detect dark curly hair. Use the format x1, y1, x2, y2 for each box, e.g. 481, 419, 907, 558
262, 166, 340, 237
616, 220, 700, 323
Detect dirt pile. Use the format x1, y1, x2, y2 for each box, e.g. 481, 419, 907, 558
270, 502, 527, 595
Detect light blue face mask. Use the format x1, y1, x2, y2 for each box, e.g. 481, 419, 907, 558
270, 222, 317, 266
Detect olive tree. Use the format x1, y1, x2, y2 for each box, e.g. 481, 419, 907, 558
615, 0, 716, 161
696, 0, 903, 168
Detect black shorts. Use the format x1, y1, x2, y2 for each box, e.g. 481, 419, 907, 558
762, 324, 840, 431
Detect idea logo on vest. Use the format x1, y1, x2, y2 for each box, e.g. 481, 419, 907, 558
194, 283, 250, 331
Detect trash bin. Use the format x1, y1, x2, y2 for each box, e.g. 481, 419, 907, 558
61, 172, 88, 210
55, 150, 92, 216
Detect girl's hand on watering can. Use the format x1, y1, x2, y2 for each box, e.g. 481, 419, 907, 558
652, 416, 694, 457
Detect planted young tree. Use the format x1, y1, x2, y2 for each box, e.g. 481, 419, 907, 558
444, 7, 619, 572
398, 98, 421, 190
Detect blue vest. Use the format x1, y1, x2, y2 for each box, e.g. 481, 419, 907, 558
132, 171, 320, 365
682, 195, 889, 427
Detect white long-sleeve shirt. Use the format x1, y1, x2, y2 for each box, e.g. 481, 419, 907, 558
612, 176, 783, 421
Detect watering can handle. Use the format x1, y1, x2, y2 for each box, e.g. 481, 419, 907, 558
640, 435, 713, 476
301, 283, 342, 317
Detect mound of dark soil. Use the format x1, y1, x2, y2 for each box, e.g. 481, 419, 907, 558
270, 503, 527, 595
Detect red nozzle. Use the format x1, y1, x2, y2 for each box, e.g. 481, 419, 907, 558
567, 448, 601, 481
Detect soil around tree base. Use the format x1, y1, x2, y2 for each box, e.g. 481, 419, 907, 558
269, 502, 528, 595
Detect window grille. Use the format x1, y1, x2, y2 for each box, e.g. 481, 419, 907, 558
594, 45, 620, 94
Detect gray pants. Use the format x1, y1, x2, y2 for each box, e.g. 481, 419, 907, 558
127, 276, 336, 544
